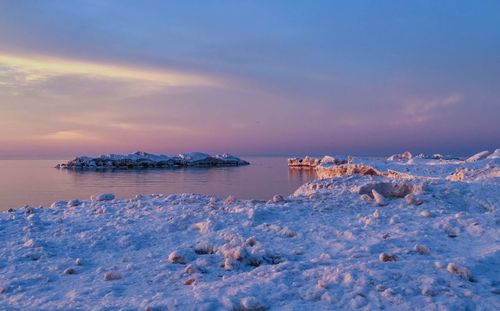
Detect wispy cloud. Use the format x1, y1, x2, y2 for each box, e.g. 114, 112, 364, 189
0, 53, 221, 89
57, 113, 200, 135
39, 130, 103, 142
392, 94, 463, 126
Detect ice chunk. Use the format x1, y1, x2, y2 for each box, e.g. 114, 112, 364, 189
387, 151, 412, 162
50, 200, 67, 208
379, 253, 396, 262
168, 248, 195, 264
63, 268, 76, 275
371, 190, 387, 206
287, 156, 321, 168
104, 271, 122, 281
91, 193, 115, 201
413, 244, 430, 255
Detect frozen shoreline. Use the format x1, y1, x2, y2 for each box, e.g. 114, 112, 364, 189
1, 152, 499, 310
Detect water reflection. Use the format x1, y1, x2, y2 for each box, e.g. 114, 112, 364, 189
288, 167, 318, 186
0, 157, 318, 210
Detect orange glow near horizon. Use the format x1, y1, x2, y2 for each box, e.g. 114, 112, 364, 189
0, 53, 238, 158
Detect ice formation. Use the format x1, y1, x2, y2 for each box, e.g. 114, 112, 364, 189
466, 150, 492, 163
315, 163, 382, 179
287, 156, 347, 168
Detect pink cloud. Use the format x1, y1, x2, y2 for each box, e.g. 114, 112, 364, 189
392, 94, 463, 126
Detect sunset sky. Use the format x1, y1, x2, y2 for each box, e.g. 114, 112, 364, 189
0, 0, 499, 158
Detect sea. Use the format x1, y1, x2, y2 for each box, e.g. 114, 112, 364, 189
0, 156, 318, 211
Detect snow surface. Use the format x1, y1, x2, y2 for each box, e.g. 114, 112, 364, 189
1, 154, 499, 310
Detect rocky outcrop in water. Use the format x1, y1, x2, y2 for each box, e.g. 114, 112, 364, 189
56, 151, 249, 169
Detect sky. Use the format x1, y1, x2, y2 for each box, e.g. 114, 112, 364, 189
0, 0, 499, 158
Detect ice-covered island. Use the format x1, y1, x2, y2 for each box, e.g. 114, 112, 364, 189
1, 149, 499, 310
55, 151, 250, 169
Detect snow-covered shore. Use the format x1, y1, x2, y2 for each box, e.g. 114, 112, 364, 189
1, 152, 499, 310
55, 152, 249, 169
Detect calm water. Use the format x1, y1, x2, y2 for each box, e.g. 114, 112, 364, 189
0, 157, 318, 211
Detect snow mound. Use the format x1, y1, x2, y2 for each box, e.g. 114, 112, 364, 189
447, 165, 500, 182
358, 181, 424, 199
465, 150, 491, 163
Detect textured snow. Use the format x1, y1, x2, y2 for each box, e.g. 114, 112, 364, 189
1, 154, 499, 310
447, 165, 500, 182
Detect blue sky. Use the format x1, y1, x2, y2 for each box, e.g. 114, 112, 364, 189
0, 0, 499, 157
